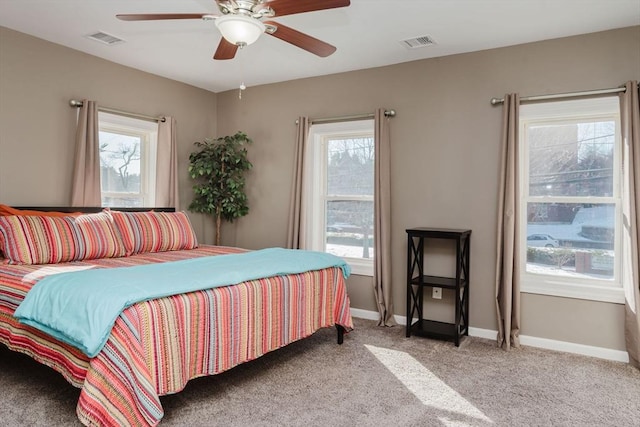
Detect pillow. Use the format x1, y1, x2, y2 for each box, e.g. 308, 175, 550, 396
0, 215, 79, 264
0, 204, 80, 217
111, 210, 198, 255
73, 211, 127, 260
0, 212, 127, 265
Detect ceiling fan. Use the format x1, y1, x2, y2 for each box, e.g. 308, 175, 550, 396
117, 0, 351, 60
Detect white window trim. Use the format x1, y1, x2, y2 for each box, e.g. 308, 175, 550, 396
305, 120, 374, 276
98, 112, 158, 207
518, 97, 624, 304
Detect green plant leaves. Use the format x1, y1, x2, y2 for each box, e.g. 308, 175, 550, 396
187, 131, 253, 223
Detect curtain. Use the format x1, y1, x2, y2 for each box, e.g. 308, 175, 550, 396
70, 100, 101, 206
286, 117, 310, 249
373, 108, 394, 326
495, 93, 521, 350
287, 112, 394, 326
156, 117, 179, 209
620, 80, 640, 369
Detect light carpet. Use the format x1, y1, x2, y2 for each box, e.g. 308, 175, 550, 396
1, 317, 638, 426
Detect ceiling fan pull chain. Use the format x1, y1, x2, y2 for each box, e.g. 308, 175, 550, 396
238, 43, 247, 99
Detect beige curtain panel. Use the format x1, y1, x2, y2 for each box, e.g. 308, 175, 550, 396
495, 93, 521, 350
70, 99, 101, 207
373, 108, 394, 326
286, 117, 310, 249
621, 80, 640, 370
156, 117, 179, 209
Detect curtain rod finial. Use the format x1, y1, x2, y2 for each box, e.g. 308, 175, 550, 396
69, 99, 83, 107
490, 98, 504, 106
385, 109, 396, 117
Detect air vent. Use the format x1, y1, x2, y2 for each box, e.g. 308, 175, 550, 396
400, 35, 436, 49
86, 31, 125, 46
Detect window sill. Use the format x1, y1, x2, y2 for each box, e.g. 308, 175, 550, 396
521, 276, 624, 304
346, 258, 373, 277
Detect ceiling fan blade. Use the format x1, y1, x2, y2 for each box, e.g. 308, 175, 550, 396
213, 38, 239, 60
116, 13, 211, 21
263, 0, 350, 17
264, 21, 336, 57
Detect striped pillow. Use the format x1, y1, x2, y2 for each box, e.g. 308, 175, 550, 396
0, 212, 127, 265
73, 211, 127, 260
0, 215, 79, 264
111, 210, 198, 255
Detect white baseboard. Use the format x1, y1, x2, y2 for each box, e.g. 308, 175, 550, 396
468, 327, 497, 340
518, 334, 629, 363
350, 307, 629, 363
349, 308, 380, 321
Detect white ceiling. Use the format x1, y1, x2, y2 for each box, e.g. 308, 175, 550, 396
1, 0, 638, 93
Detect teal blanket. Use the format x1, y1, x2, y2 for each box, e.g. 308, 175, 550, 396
14, 248, 350, 357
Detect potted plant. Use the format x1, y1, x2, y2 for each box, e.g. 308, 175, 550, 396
188, 131, 253, 245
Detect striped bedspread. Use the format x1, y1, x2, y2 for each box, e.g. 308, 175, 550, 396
0, 245, 353, 426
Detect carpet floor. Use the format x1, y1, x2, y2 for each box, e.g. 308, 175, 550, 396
1, 317, 639, 426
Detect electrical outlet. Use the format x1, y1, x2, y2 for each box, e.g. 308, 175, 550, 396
432, 287, 442, 299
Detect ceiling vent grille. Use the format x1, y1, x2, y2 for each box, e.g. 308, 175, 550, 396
401, 35, 436, 49
86, 31, 125, 46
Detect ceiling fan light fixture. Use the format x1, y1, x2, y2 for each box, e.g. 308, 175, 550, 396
215, 14, 265, 46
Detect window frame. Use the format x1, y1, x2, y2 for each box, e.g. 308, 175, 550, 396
98, 112, 158, 208
518, 97, 624, 304
305, 119, 375, 276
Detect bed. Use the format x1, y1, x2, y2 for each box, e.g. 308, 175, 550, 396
0, 206, 353, 426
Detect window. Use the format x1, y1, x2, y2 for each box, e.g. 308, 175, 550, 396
305, 120, 375, 275
519, 97, 623, 303
98, 112, 158, 207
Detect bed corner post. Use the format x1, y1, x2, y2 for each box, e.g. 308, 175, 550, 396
336, 324, 345, 345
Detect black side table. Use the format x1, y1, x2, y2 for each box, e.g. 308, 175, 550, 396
406, 228, 471, 346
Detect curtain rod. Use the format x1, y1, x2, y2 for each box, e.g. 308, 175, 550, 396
490, 86, 626, 106
296, 109, 396, 125
69, 100, 166, 123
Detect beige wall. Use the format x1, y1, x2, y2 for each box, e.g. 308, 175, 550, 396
1, 25, 638, 352
0, 27, 218, 240
216, 26, 640, 351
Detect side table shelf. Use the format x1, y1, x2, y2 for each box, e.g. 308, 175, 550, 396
406, 228, 471, 346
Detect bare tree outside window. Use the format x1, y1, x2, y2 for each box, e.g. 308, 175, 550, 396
99, 131, 143, 206
326, 136, 374, 259
100, 139, 140, 191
